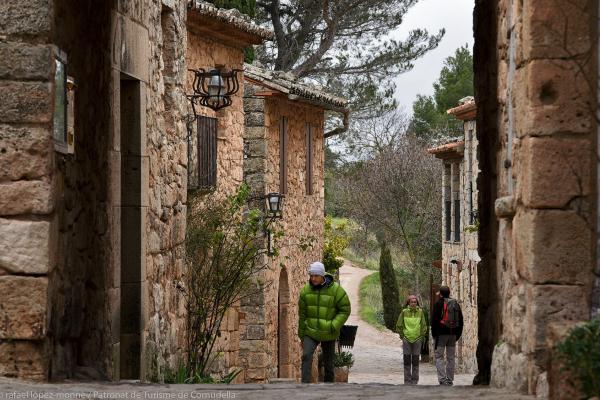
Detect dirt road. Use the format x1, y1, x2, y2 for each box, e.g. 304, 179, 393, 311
339, 261, 475, 385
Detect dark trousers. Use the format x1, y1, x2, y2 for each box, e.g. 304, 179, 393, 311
301, 336, 335, 383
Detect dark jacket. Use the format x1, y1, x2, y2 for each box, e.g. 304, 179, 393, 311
298, 273, 351, 341
431, 297, 464, 340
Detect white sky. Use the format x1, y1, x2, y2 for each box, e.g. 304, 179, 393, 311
391, 0, 474, 115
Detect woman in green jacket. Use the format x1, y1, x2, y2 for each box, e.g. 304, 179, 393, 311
396, 295, 427, 385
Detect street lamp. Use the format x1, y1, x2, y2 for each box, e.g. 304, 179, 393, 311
187, 68, 241, 115
266, 192, 284, 220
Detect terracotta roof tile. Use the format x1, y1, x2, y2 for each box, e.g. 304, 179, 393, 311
244, 64, 349, 111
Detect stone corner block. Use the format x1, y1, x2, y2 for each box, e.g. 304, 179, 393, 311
0, 340, 47, 380
0, 218, 51, 274
0, 180, 54, 216
514, 209, 592, 285
0, 0, 52, 38
519, 136, 592, 209
0, 275, 48, 339
525, 284, 589, 354
0, 81, 53, 124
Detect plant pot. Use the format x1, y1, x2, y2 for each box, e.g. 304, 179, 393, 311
334, 366, 349, 382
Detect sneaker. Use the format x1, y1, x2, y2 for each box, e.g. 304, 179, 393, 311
443, 379, 454, 386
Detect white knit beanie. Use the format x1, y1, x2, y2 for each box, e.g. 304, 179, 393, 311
308, 261, 326, 276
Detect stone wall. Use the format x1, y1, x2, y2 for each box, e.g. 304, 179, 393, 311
185, 30, 245, 199
184, 25, 247, 383
475, 0, 598, 397
241, 83, 325, 382
139, 0, 188, 383
0, 0, 190, 381
0, 0, 63, 381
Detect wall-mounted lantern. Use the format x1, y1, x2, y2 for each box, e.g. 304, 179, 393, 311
266, 192, 284, 220
187, 68, 241, 115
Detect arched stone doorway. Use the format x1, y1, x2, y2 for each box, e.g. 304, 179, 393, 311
277, 269, 291, 378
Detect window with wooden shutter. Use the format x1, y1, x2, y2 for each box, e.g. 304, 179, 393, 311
305, 123, 313, 195
188, 115, 217, 191
279, 117, 288, 194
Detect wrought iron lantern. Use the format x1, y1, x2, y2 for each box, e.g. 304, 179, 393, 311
266, 192, 284, 219
187, 68, 241, 114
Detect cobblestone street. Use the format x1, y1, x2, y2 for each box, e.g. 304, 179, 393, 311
0, 379, 533, 400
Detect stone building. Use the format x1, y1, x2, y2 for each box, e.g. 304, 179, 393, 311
428, 98, 478, 374
1, 0, 190, 382
474, 1, 599, 398
184, 3, 272, 384
238, 65, 349, 382
0, 0, 270, 383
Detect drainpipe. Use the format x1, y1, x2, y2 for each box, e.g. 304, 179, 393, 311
593, 0, 600, 319
505, 0, 516, 195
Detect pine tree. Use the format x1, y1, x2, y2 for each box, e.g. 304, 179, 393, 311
206, 0, 257, 63
379, 241, 400, 330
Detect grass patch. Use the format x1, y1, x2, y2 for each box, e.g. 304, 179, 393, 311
343, 247, 379, 270
358, 272, 386, 330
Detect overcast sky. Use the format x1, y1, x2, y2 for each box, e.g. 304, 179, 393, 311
391, 0, 474, 115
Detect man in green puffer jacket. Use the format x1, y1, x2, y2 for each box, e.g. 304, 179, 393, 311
298, 261, 351, 383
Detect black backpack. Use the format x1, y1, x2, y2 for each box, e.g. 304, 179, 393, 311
440, 298, 460, 329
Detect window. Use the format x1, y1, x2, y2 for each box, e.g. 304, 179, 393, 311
53, 50, 68, 153
452, 162, 461, 242
279, 117, 288, 194
188, 115, 217, 191
305, 123, 313, 195
454, 198, 461, 242
444, 164, 451, 241
445, 200, 452, 241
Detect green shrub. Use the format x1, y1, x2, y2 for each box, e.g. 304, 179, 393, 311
323, 246, 343, 272
323, 216, 350, 273
556, 316, 600, 397
334, 351, 355, 368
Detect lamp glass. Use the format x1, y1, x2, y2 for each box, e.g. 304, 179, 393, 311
268, 193, 281, 213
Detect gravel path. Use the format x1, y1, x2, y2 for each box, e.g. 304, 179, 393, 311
339, 261, 475, 386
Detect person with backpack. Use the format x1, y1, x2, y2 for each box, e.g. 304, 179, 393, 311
396, 294, 428, 385
431, 285, 464, 386
298, 261, 351, 383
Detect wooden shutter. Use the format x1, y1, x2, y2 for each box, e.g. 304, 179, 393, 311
305, 123, 313, 195
279, 117, 288, 194
197, 116, 217, 190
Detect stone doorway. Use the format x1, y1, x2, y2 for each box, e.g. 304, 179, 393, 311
119, 75, 143, 380
277, 269, 291, 378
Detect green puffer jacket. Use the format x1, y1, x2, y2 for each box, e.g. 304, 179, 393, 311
298, 274, 351, 342
396, 306, 428, 343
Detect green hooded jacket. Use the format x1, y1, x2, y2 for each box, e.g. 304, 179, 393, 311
298, 273, 351, 342
396, 306, 427, 343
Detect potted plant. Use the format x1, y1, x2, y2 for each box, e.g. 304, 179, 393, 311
333, 351, 354, 382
